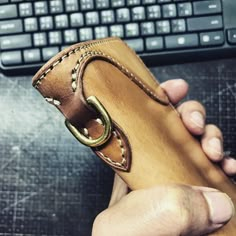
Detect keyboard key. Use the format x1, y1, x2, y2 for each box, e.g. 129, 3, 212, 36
158, 0, 171, 3
200, 31, 224, 46
94, 26, 108, 39
177, 3, 192, 17
131, 7, 146, 21
42, 47, 59, 61
34, 1, 48, 15
116, 8, 130, 22
165, 34, 198, 49
24, 18, 38, 32
79, 28, 93, 41
142, 0, 156, 4
193, 0, 222, 16
112, 0, 125, 8
125, 39, 144, 52
1, 51, 22, 66
227, 29, 236, 44
145, 37, 164, 50
23, 49, 41, 63
70, 13, 84, 27
171, 19, 186, 33
147, 5, 161, 19
0, 0, 9, 4
96, 0, 110, 9
0, 19, 23, 35
55, 15, 69, 29
48, 31, 62, 45
64, 29, 78, 43
39, 16, 53, 30
125, 23, 139, 37
33, 32, 47, 46
19, 3, 33, 17
80, 0, 94, 11
141, 22, 155, 36
50, 0, 63, 14
0, 4, 17, 19
0, 34, 32, 50
85, 12, 99, 26
101, 10, 115, 24
187, 15, 223, 31
127, 0, 141, 6
110, 25, 124, 37
156, 20, 170, 34
162, 4, 177, 18
65, 0, 79, 12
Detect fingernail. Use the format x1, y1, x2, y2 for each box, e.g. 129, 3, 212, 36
190, 111, 204, 128
203, 191, 235, 224
208, 137, 223, 156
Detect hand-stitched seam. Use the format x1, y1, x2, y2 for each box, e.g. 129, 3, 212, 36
84, 121, 127, 168
34, 38, 119, 88
122, 40, 162, 87
97, 130, 127, 168
45, 97, 61, 106
71, 50, 165, 103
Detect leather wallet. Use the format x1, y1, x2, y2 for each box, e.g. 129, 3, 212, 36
32, 37, 236, 235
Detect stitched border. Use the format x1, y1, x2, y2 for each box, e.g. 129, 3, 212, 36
71, 50, 167, 104
33, 38, 119, 88
97, 130, 127, 169
45, 97, 61, 106
84, 122, 127, 169
33, 38, 167, 105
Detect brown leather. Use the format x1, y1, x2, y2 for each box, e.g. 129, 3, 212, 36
32, 37, 236, 235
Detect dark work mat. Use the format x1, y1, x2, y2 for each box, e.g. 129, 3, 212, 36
0, 58, 235, 235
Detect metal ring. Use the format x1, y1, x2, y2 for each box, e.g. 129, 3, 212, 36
65, 96, 112, 147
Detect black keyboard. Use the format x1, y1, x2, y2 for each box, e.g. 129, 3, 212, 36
0, 0, 236, 75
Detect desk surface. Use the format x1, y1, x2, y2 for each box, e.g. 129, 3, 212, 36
0, 58, 236, 236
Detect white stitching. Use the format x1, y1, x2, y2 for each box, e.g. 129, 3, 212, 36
34, 38, 165, 103
96, 118, 103, 125
45, 97, 61, 106
71, 50, 163, 102
34, 38, 118, 88
83, 128, 89, 136
85, 120, 127, 168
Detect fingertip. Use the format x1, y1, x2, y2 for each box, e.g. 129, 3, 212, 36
160, 79, 189, 104
201, 125, 224, 162
202, 137, 224, 162
179, 109, 205, 136
189, 111, 205, 135
221, 157, 236, 176
202, 190, 234, 226
177, 100, 206, 136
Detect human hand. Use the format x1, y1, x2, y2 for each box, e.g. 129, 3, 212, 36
92, 79, 235, 236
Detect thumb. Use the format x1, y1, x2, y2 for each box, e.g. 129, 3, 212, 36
92, 184, 234, 236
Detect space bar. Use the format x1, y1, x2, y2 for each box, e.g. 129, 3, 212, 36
0, 34, 32, 50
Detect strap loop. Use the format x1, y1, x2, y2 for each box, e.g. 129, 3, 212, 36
65, 96, 112, 147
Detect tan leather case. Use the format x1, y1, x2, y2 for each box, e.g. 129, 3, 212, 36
32, 37, 236, 235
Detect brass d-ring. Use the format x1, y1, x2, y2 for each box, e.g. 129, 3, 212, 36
65, 96, 112, 147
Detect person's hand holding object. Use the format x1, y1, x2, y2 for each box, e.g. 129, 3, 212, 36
92, 79, 236, 236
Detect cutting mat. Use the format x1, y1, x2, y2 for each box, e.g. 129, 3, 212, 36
0, 58, 235, 236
